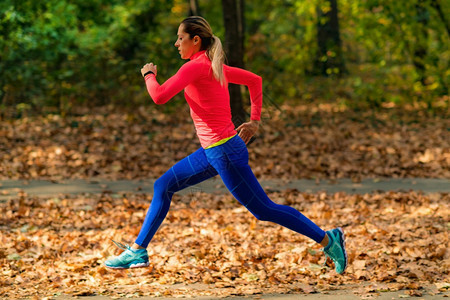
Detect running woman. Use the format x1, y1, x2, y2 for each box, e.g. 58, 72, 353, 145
104, 16, 347, 274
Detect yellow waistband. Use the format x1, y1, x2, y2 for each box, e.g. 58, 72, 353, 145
205, 134, 237, 149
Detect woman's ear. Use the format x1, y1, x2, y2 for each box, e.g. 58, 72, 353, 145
193, 36, 200, 45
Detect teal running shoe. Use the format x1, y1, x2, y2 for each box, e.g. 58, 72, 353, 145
323, 228, 348, 274
104, 240, 149, 269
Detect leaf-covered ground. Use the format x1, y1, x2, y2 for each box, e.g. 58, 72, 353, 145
1, 103, 449, 180
1, 190, 448, 299
1, 104, 448, 298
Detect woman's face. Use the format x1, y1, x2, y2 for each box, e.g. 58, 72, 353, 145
175, 24, 200, 59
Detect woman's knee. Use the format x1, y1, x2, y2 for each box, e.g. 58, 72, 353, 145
153, 175, 177, 196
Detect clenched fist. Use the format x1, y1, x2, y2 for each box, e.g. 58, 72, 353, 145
141, 63, 157, 77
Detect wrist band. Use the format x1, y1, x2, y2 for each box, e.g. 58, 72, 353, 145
143, 71, 155, 77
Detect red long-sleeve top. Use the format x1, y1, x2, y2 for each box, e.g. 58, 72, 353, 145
145, 50, 262, 149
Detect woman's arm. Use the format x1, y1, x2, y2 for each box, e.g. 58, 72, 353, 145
224, 65, 263, 121
142, 62, 201, 105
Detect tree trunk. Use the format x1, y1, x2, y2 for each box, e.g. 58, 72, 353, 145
188, 0, 200, 16
222, 0, 246, 128
430, 0, 450, 37
413, 0, 429, 86
314, 0, 346, 76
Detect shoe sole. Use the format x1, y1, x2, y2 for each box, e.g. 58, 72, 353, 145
105, 261, 150, 269
337, 227, 348, 273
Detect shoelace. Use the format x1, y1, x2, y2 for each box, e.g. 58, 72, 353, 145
112, 240, 130, 251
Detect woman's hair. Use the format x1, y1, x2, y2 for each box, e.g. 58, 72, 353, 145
181, 16, 225, 85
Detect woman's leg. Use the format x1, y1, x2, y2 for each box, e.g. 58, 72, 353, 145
205, 136, 326, 244
135, 147, 218, 248
222, 164, 326, 243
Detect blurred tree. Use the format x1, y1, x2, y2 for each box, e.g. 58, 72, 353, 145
189, 0, 200, 16
430, 0, 449, 36
314, 0, 346, 76
0, 0, 79, 111
222, 0, 246, 127
413, 0, 429, 86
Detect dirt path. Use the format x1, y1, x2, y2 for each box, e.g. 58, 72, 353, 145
2, 178, 449, 201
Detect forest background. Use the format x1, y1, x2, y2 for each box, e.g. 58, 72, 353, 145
1, 0, 449, 116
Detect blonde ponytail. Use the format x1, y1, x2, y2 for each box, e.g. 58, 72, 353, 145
181, 16, 226, 85
208, 35, 225, 85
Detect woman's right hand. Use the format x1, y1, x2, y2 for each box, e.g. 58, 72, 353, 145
236, 120, 260, 144
141, 63, 157, 77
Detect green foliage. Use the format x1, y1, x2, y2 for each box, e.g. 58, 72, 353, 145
0, 0, 449, 114
0, 0, 184, 111
244, 0, 449, 109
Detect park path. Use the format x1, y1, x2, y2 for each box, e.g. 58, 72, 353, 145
1, 178, 449, 201
53, 286, 450, 300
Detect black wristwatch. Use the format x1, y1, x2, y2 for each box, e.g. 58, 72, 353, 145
143, 70, 155, 77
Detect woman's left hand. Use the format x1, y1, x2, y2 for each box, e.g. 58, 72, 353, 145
236, 120, 260, 144
141, 63, 157, 77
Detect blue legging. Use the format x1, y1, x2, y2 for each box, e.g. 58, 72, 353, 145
135, 135, 326, 247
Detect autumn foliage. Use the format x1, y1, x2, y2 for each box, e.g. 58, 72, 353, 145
1, 190, 448, 298
0, 104, 449, 298
1, 104, 449, 181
